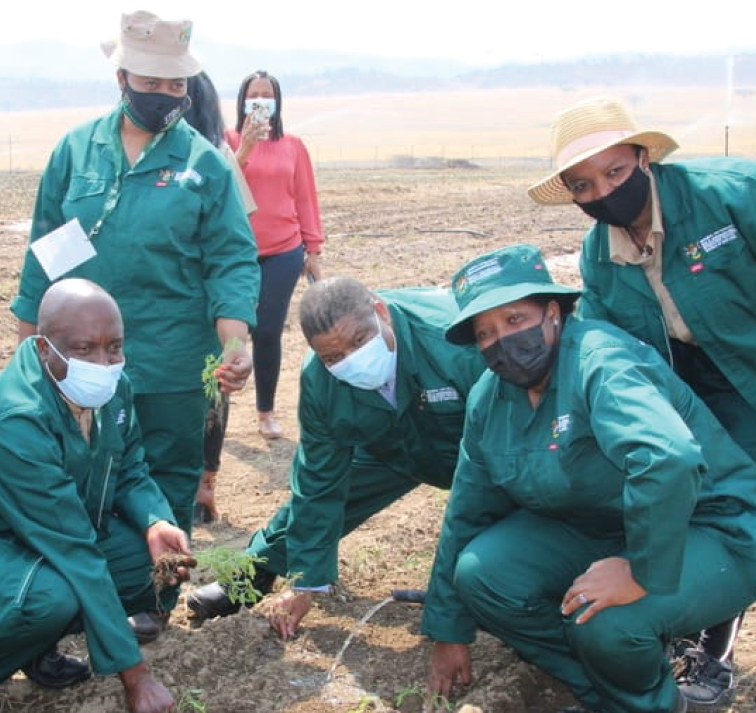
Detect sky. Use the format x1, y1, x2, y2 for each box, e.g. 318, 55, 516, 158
1, 1, 754, 67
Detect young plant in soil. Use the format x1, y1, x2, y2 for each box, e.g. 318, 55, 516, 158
194, 547, 268, 607
177, 688, 207, 712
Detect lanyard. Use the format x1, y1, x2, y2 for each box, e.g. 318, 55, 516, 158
88, 118, 163, 239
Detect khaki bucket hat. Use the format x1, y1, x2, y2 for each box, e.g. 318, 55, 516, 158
101, 10, 201, 79
446, 244, 581, 345
528, 96, 679, 205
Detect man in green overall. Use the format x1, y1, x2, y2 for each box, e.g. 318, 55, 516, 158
188, 276, 486, 636
0, 279, 193, 713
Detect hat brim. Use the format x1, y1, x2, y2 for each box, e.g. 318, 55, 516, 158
445, 282, 581, 345
527, 131, 679, 205
101, 38, 202, 78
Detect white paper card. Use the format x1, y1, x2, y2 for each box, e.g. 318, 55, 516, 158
30, 218, 97, 281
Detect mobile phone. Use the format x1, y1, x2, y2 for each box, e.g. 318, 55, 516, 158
244, 99, 270, 122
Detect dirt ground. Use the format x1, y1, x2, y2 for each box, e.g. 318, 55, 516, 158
1, 166, 755, 713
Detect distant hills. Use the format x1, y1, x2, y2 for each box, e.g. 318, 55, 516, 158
1, 36, 756, 111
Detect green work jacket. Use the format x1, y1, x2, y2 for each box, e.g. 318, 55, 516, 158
11, 108, 260, 393
288, 287, 487, 586
422, 317, 756, 643
0, 339, 176, 673
578, 158, 756, 412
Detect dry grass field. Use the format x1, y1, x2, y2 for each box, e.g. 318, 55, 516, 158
2, 86, 756, 712
1, 85, 756, 171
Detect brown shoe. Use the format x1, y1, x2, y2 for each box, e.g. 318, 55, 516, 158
258, 413, 283, 440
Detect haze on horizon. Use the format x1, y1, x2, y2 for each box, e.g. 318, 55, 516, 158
2, 0, 753, 68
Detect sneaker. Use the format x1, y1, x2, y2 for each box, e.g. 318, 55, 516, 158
187, 567, 277, 621
677, 648, 733, 710
21, 648, 91, 689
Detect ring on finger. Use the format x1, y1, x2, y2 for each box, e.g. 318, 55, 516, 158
576, 592, 588, 605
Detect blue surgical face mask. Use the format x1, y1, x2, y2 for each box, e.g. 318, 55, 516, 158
326, 313, 397, 390
42, 337, 125, 408
244, 97, 277, 118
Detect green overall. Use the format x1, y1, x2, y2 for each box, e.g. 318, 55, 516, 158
246, 288, 487, 587
421, 317, 756, 713
578, 158, 756, 462
11, 108, 261, 534
0, 340, 177, 679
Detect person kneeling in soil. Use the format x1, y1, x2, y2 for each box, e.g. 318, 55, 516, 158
188, 276, 486, 637
422, 245, 756, 713
0, 279, 194, 713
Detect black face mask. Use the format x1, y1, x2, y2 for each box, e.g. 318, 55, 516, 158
482, 309, 558, 389
574, 164, 650, 227
121, 82, 191, 134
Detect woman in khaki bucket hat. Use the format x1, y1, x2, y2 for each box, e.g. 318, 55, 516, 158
530, 94, 756, 709
421, 244, 756, 713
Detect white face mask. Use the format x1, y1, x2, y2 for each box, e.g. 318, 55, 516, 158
42, 337, 125, 409
326, 312, 397, 391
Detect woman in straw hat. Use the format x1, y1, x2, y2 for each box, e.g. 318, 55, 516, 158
529, 94, 756, 708
11, 11, 260, 647
421, 244, 756, 713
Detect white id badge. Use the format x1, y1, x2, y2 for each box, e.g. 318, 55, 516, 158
30, 218, 97, 281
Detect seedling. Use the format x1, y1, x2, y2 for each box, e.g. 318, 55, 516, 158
194, 547, 267, 607
177, 688, 207, 712
201, 337, 243, 408
395, 686, 424, 707
347, 695, 383, 712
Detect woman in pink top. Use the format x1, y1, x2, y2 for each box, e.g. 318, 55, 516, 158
226, 70, 325, 439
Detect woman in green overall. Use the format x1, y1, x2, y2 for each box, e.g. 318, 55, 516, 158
422, 245, 756, 713
528, 96, 756, 705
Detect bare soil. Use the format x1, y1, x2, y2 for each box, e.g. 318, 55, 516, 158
1, 167, 754, 713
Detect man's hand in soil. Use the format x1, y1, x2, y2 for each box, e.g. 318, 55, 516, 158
146, 520, 195, 584
119, 662, 175, 713
427, 641, 472, 702
267, 589, 313, 640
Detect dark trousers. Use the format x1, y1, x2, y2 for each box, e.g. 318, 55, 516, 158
252, 245, 305, 413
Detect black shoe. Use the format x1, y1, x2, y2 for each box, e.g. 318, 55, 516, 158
21, 649, 91, 689
677, 648, 732, 710
187, 567, 277, 621
128, 611, 168, 645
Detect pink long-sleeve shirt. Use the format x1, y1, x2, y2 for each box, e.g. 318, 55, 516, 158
225, 131, 324, 257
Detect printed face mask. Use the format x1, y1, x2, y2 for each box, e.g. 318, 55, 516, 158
574, 164, 651, 227
121, 81, 191, 134
481, 309, 557, 389
326, 313, 397, 390
43, 337, 125, 408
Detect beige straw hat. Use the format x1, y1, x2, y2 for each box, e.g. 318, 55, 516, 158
528, 96, 679, 205
101, 10, 201, 79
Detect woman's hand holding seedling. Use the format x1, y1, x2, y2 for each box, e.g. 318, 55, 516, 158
204, 320, 253, 404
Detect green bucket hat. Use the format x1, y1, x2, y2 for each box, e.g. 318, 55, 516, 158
446, 244, 581, 345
